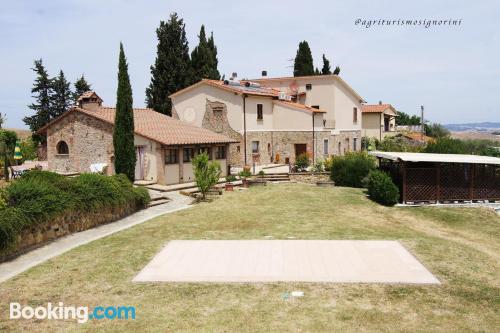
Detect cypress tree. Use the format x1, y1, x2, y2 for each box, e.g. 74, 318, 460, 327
51, 70, 72, 119
24, 59, 53, 139
321, 54, 332, 75
146, 13, 191, 116
333, 66, 341, 75
207, 31, 220, 80
293, 41, 314, 76
191, 25, 220, 81
73, 75, 92, 103
113, 43, 136, 181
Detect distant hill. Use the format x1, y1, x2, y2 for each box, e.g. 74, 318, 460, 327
444, 122, 500, 132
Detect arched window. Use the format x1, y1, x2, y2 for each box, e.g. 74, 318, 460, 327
56, 141, 69, 155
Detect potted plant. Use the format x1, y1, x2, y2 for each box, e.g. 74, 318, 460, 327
225, 175, 237, 191
238, 170, 252, 188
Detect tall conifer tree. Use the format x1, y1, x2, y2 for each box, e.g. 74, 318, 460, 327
145, 13, 191, 116
293, 41, 314, 76
73, 75, 92, 103
321, 54, 332, 75
113, 43, 136, 181
207, 31, 220, 79
191, 25, 220, 81
24, 59, 53, 142
51, 70, 72, 119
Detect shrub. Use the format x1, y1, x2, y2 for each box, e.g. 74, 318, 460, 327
365, 170, 399, 206
258, 170, 265, 178
0, 171, 150, 251
295, 153, 310, 172
311, 159, 324, 173
324, 156, 334, 171
424, 137, 467, 154
330, 151, 376, 188
238, 170, 252, 178
226, 175, 237, 183
192, 152, 221, 199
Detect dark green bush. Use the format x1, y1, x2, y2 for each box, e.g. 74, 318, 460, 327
330, 152, 376, 187
365, 170, 400, 206
0, 171, 150, 251
295, 153, 310, 172
0, 208, 30, 250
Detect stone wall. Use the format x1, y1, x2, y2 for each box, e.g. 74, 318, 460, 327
202, 99, 243, 166
289, 172, 331, 184
0, 202, 138, 263
47, 112, 114, 174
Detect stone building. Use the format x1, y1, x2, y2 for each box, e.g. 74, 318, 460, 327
37, 92, 236, 185
169, 74, 365, 167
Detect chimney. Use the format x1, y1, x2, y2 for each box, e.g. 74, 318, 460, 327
78, 91, 103, 111
378, 100, 382, 105
261, 70, 267, 77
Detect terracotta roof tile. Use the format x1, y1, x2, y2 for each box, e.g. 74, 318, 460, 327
272, 100, 326, 113
361, 104, 394, 113
38, 106, 237, 146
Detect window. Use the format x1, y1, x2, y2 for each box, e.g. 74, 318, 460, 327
56, 141, 69, 155
312, 105, 320, 109
257, 104, 263, 120
323, 139, 329, 155
353, 107, 358, 123
198, 146, 211, 158
267, 143, 271, 152
353, 138, 357, 151
165, 148, 178, 164
183, 147, 195, 162
237, 145, 240, 153
306, 83, 312, 90
215, 146, 226, 159
252, 141, 259, 154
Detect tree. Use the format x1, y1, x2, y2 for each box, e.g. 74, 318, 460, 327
333, 66, 341, 75
146, 13, 192, 116
0, 130, 17, 181
73, 75, 92, 103
113, 43, 136, 181
293, 41, 314, 76
207, 31, 220, 80
425, 123, 450, 139
24, 59, 53, 140
424, 137, 467, 154
191, 25, 220, 82
51, 70, 72, 119
0, 113, 5, 129
396, 111, 421, 126
192, 152, 221, 200
321, 54, 331, 74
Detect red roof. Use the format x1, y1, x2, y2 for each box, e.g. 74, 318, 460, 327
37, 106, 237, 146
361, 104, 395, 113
273, 100, 326, 113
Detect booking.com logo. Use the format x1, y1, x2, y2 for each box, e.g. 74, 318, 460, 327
10, 302, 135, 324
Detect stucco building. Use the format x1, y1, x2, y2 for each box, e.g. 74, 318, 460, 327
37, 92, 236, 185
361, 103, 397, 140
170, 74, 365, 166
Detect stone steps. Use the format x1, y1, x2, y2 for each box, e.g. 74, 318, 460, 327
147, 199, 170, 207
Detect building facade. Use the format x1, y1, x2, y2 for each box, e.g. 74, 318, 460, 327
38, 92, 236, 185
170, 75, 365, 167
361, 103, 397, 140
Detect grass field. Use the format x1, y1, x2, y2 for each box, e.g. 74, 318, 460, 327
1, 184, 499, 332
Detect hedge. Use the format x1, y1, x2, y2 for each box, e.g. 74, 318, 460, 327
0, 171, 150, 251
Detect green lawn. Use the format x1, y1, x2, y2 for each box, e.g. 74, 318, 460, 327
1, 184, 499, 332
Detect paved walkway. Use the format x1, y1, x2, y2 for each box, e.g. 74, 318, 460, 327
0, 191, 193, 284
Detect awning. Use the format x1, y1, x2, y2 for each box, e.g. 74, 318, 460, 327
369, 151, 500, 165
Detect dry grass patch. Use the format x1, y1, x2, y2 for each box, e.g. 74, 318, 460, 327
0, 184, 499, 332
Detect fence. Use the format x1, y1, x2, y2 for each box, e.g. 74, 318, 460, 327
381, 162, 500, 203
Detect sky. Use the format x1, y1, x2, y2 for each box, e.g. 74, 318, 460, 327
0, 0, 499, 129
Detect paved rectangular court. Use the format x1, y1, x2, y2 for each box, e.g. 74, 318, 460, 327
133, 240, 440, 284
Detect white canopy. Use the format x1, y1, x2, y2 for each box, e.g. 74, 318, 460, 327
369, 151, 500, 165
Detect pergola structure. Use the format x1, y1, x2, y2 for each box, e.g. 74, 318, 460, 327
369, 151, 500, 204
